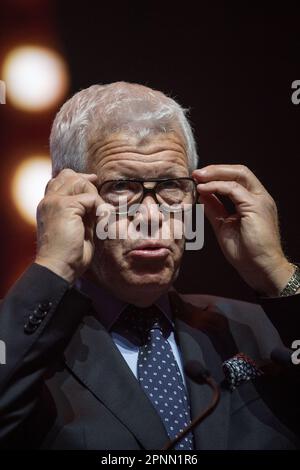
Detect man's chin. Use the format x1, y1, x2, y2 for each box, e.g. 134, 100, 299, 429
125, 270, 172, 290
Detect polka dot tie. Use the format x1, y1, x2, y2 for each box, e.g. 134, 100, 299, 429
117, 304, 194, 450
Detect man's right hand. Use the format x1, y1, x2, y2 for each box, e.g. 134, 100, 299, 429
35, 169, 99, 284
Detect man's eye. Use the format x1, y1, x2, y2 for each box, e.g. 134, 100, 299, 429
162, 180, 180, 189
112, 182, 129, 191
110, 181, 139, 193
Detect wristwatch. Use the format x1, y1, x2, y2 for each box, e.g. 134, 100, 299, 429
279, 263, 300, 297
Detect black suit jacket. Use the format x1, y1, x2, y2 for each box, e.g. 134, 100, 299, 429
0, 263, 299, 449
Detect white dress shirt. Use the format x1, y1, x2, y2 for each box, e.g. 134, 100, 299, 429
76, 278, 186, 385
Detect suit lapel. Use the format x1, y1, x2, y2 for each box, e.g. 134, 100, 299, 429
64, 288, 232, 450
64, 311, 169, 450
169, 290, 231, 450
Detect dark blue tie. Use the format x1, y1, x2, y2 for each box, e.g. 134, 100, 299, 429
117, 304, 194, 450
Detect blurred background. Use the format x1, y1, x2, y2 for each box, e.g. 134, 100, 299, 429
0, 0, 299, 300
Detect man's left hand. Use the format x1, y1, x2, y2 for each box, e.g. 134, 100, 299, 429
192, 164, 294, 297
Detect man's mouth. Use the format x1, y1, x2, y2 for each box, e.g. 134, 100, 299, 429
128, 242, 171, 260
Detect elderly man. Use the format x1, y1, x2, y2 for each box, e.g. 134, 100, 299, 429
0, 82, 299, 450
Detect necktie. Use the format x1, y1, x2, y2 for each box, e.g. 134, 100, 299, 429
115, 304, 194, 450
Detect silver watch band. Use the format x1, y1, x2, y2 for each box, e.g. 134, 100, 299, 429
279, 264, 300, 297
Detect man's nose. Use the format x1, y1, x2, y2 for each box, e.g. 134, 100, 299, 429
135, 194, 164, 233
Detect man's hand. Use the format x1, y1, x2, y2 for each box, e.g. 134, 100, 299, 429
193, 164, 294, 297
35, 169, 99, 284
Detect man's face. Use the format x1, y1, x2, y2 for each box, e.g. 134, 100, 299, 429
88, 131, 190, 304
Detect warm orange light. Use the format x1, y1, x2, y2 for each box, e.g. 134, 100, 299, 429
2, 45, 69, 111
12, 156, 52, 225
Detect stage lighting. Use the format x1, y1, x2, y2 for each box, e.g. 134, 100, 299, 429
2, 46, 69, 112
12, 156, 51, 225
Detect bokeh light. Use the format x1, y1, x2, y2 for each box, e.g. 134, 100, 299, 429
12, 156, 52, 225
2, 45, 69, 111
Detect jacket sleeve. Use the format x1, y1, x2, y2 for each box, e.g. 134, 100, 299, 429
0, 263, 91, 443
255, 294, 300, 442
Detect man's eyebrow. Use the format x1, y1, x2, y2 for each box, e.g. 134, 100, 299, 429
113, 171, 186, 179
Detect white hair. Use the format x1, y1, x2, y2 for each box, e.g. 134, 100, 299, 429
50, 81, 198, 176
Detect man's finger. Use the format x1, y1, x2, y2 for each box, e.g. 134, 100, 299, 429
192, 164, 265, 193
53, 168, 97, 181
67, 193, 100, 216
46, 174, 98, 197
199, 193, 229, 232
196, 180, 255, 213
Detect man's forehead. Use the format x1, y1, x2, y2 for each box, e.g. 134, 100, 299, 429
88, 130, 186, 155
87, 131, 189, 175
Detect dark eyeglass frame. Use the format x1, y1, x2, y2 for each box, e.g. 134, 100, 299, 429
98, 177, 198, 214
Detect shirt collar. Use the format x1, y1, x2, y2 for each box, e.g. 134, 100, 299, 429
75, 277, 174, 331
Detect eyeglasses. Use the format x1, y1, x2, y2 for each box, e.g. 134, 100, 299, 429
98, 177, 198, 214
